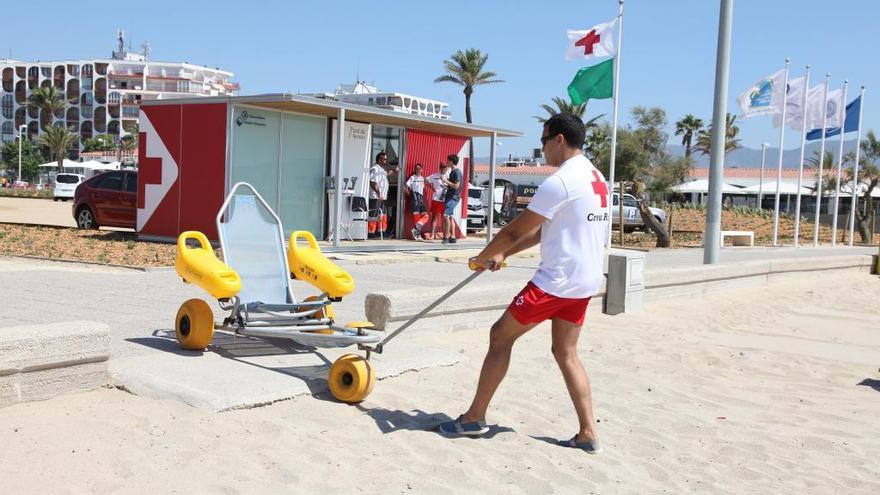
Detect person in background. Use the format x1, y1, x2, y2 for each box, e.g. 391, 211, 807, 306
405, 163, 430, 240
368, 152, 389, 238
441, 154, 462, 244
425, 162, 449, 241
384, 159, 401, 238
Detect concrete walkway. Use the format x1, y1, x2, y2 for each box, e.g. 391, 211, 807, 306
0, 196, 76, 228
0, 244, 875, 411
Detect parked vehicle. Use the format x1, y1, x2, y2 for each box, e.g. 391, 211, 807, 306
466, 184, 517, 232
611, 192, 666, 232
72, 170, 138, 230
53, 173, 86, 201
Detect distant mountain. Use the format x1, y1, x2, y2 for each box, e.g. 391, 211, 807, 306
668, 139, 860, 168
476, 138, 860, 169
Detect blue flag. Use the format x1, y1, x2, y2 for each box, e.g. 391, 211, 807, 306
806, 96, 861, 140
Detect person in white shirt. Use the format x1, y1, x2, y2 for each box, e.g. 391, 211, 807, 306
368, 153, 390, 237
438, 113, 609, 455
405, 163, 430, 240
425, 163, 449, 240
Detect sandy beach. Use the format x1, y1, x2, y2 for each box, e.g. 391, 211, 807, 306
1, 269, 879, 494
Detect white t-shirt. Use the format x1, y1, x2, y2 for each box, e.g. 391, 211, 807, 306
406, 174, 426, 195
527, 154, 609, 299
426, 171, 448, 201
369, 164, 388, 200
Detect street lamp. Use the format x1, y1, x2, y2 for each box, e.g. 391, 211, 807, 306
757, 142, 769, 208
17, 124, 27, 185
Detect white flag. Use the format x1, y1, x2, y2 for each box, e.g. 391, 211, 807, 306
806, 87, 844, 130
737, 69, 786, 118
772, 76, 807, 129
565, 20, 616, 60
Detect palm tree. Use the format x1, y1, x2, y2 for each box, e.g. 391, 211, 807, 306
27, 86, 66, 131
534, 97, 604, 127
673, 114, 703, 158
38, 125, 79, 175
693, 113, 741, 155
806, 149, 834, 169
584, 126, 609, 164
842, 130, 880, 242
435, 48, 503, 183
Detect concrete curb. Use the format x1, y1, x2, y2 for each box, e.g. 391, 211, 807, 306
366, 254, 875, 331
1, 254, 168, 272
1, 321, 111, 408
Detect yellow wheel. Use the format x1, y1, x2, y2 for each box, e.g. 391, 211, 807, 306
175, 298, 214, 350
328, 354, 375, 403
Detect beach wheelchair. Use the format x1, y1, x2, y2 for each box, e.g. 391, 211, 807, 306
173, 182, 382, 403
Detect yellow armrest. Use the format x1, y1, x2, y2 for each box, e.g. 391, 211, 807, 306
175, 231, 242, 299
287, 230, 355, 299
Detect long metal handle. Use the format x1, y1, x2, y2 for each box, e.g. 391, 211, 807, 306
361, 262, 505, 357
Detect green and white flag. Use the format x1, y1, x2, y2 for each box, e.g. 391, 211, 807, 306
567, 58, 614, 105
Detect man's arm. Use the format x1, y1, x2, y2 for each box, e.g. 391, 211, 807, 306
444, 171, 461, 190
470, 209, 545, 270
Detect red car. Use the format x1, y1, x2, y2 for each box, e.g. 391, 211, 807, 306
73, 170, 138, 230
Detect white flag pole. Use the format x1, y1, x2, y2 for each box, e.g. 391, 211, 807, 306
848, 86, 865, 246
771, 59, 791, 246
605, 0, 624, 247
793, 65, 811, 246
813, 74, 831, 246
831, 80, 849, 246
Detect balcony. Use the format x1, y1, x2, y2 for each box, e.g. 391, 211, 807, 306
121, 106, 139, 119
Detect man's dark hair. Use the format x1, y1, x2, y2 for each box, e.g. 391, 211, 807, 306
447, 154, 459, 165
376, 152, 387, 162
544, 112, 586, 149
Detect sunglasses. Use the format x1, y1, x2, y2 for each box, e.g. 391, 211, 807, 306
540, 134, 559, 146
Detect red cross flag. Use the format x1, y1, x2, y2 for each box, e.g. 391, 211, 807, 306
565, 19, 617, 61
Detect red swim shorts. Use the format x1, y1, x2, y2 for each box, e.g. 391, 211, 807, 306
430, 200, 445, 217
507, 282, 591, 325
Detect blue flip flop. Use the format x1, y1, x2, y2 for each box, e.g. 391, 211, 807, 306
559, 435, 603, 454
437, 415, 490, 437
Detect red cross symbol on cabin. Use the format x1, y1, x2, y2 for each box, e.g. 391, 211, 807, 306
575, 30, 601, 55
591, 170, 608, 207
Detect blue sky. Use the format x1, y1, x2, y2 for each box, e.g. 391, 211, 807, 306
6, 0, 877, 161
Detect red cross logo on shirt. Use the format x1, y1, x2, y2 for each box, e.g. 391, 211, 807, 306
591, 170, 608, 207
575, 30, 601, 55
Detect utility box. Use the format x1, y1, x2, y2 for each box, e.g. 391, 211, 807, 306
603, 251, 645, 315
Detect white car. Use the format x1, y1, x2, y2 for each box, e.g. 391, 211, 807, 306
611, 192, 667, 232
53, 173, 86, 201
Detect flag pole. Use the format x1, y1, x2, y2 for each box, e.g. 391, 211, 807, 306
606, 0, 624, 247
793, 65, 811, 246
813, 74, 831, 246
771, 58, 791, 246
848, 86, 865, 246
831, 80, 849, 246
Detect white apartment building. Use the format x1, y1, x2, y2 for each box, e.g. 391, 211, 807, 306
0, 31, 238, 157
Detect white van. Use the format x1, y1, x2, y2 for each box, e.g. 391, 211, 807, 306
53, 173, 86, 201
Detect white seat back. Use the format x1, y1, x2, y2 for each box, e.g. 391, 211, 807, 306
217, 183, 294, 306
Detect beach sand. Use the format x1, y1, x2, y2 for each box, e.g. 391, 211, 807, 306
1, 270, 879, 494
